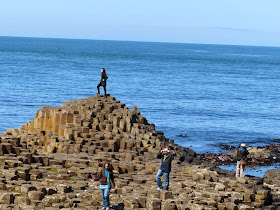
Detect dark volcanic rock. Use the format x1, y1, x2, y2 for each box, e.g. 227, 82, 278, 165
176, 133, 188, 138
272, 138, 280, 143
216, 143, 236, 150
199, 144, 280, 166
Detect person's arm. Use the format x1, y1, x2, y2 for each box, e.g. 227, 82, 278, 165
169, 152, 174, 160
94, 169, 103, 181
237, 148, 240, 159
110, 171, 116, 188
102, 73, 108, 81
157, 151, 163, 159
241, 150, 248, 159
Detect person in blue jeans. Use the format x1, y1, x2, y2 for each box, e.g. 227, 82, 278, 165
156, 146, 174, 191
92, 162, 116, 210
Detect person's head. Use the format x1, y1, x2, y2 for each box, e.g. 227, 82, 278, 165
162, 146, 170, 154
101, 68, 106, 73
103, 162, 111, 169
240, 143, 246, 148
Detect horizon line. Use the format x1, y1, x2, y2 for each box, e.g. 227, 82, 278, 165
1, 35, 280, 49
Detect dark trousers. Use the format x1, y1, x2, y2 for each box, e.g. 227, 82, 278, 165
97, 83, 106, 95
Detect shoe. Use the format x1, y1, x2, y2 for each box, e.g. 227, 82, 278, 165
106, 207, 110, 210
102, 208, 105, 210
156, 187, 162, 191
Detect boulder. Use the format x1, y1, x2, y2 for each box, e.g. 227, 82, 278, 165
0, 192, 15, 204
28, 191, 45, 200
264, 169, 280, 186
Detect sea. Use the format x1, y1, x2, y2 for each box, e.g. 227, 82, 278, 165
1, 37, 280, 160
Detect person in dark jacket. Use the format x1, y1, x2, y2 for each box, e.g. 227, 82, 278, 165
97, 68, 108, 97
92, 162, 116, 210
236, 143, 249, 178
156, 146, 174, 191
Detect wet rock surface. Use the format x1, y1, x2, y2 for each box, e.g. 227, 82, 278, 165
0, 95, 279, 209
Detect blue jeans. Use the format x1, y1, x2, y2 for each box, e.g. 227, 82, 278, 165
156, 169, 170, 190
101, 188, 110, 208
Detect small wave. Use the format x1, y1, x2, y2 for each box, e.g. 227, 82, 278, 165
224, 53, 268, 57
190, 50, 209, 53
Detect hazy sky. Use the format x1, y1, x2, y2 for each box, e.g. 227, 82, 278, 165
0, 0, 279, 46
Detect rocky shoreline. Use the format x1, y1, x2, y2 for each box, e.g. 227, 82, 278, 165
0, 95, 279, 209
198, 144, 280, 167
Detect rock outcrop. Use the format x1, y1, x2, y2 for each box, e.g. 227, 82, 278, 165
198, 144, 280, 166
0, 95, 279, 209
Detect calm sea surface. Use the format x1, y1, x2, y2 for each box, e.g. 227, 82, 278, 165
1, 37, 280, 154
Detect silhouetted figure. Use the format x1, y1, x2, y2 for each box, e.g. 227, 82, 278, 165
97, 68, 108, 96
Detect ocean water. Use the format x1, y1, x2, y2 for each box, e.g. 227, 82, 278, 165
219, 163, 280, 177
1, 36, 280, 154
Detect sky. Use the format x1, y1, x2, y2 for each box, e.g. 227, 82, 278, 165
0, 0, 280, 46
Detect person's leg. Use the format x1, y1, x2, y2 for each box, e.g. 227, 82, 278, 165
104, 188, 110, 208
103, 86, 107, 97
156, 169, 164, 189
97, 83, 101, 94
101, 189, 106, 208
236, 161, 240, 177
163, 172, 170, 190
240, 165, 245, 177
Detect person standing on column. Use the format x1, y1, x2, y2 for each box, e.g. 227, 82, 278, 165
156, 146, 174, 191
97, 68, 108, 97
236, 143, 249, 178
92, 162, 116, 210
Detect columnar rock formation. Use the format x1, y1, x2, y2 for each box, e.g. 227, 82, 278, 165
0, 95, 279, 209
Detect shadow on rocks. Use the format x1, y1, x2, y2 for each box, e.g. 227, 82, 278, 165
111, 203, 124, 210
